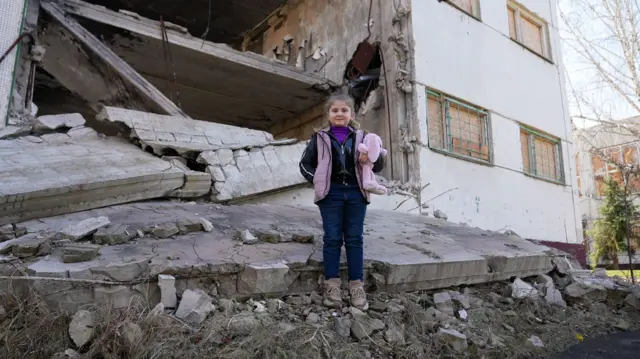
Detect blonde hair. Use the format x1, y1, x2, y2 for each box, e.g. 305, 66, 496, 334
322, 93, 360, 129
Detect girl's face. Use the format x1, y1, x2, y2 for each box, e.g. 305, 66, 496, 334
328, 101, 353, 127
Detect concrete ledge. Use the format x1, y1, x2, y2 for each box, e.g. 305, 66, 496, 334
1, 202, 563, 312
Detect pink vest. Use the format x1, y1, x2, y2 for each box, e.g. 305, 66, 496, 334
313, 128, 370, 203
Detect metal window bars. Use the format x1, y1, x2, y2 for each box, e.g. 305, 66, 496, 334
426, 90, 491, 162
521, 127, 564, 183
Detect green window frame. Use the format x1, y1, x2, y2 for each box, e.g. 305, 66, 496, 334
426, 89, 492, 164
520, 126, 564, 184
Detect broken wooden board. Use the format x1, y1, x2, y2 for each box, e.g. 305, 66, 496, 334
0, 134, 191, 225
60, 0, 336, 130
39, 1, 186, 118
0, 0, 28, 127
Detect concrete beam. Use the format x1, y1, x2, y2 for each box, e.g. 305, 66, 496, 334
39, 1, 186, 117
60, 0, 336, 130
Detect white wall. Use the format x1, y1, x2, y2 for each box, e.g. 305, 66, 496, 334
411, 0, 582, 243
0, 0, 28, 128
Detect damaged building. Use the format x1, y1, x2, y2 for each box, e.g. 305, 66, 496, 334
1, 0, 581, 247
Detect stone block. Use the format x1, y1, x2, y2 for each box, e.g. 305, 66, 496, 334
177, 218, 204, 234
58, 217, 111, 241
0, 233, 51, 258
436, 328, 468, 352
175, 289, 215, 326
62, 243, 100, 263
0, 224, 14, 242
158, 274, 177, 308
152, 223, 179, 238
238, 263, 290, 295
93, 224, 136, 245
68, 309, 94, 348
35, 113, 85, 131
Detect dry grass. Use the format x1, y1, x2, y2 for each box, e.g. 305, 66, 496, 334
0, 281, 639, 359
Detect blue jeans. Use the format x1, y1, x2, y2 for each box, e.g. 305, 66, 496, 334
317, 184, 367, 282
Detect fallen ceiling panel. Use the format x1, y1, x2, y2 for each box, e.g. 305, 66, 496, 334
61, 0, 336, 130
96, 106, 295, 157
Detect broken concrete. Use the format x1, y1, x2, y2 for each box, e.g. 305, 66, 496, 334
96, 106, 277, 156
34, 113, 86, 132
68, 309, 94, 348
60, 0, 336, 130
39, 1, 186, 118
0, 132, 206, 225
58, 216, 111, 241
96, 106, 308, 202
175, 289, 215, 326
62, 243, 101, 263
1, 201, 560, 313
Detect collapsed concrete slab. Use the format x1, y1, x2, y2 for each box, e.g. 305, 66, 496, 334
95, 106, 277, 157
0, 125, 209, 225
59, 0, 335, 130
38, 1, 186, 117
4, 201, 557, 312
96, 106, 307, 202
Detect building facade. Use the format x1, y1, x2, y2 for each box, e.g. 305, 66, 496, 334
262, 0, 582, 245
1, 0, 582, 245
411, 0, 581, 243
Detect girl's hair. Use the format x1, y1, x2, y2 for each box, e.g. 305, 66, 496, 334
322, 93, 360, 129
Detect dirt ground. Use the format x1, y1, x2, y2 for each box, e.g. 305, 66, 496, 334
1, 274, 639, 359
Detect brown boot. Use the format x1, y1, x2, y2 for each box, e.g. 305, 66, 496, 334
349, 280, 369, 310
323, 278, 343, 308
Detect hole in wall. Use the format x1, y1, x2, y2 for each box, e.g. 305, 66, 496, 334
344, 41, 382, 112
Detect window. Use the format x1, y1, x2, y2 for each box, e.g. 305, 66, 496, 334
520, 127, 563, 183
507, 1, 550, 59
592, 144, 640, 196
426, 90, 491, 163
443, 0, 480, 18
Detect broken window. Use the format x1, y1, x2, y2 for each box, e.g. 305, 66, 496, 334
520, 127, 563, 183
426, 89, 491, 162
507, 1, 550, 59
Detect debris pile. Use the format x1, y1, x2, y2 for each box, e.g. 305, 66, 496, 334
2, 268, 639, 358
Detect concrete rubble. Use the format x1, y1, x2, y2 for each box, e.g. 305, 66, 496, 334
27, 265, 639, 358
96, 106, 308, 202
0, 200, 587, 313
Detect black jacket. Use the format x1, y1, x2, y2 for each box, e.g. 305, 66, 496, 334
299, 128, 385, 185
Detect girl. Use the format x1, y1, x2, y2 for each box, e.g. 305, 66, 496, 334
299, 93, 385, 310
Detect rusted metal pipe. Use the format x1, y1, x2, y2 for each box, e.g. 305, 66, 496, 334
0, 32, 35, 65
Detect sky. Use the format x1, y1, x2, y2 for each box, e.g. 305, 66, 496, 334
558, 0, 640, 128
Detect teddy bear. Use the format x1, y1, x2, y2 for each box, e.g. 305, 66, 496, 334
357, 133, 388, 195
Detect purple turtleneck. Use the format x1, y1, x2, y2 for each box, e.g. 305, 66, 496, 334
330, 125, 349, 144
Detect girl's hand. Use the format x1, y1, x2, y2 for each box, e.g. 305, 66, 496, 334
359, 153, 369, 163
